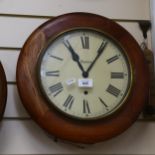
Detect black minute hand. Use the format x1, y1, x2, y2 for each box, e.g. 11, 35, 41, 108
63, 40, 85, 74
86, 41, 108, 74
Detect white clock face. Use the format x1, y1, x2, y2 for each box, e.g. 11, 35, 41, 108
39, 29, 132, 120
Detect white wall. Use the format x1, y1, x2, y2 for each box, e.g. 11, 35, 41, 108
0, 0, 153, 154
150, 0, 155, 55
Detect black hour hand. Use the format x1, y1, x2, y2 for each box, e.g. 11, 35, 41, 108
63, 40, 86, 75
63, 40, 79, 62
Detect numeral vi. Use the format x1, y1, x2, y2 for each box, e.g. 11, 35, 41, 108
83, 99, 91, 114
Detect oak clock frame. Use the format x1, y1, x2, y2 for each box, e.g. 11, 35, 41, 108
16, 13, 149, 144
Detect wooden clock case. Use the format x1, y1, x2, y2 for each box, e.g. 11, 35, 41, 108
16, 13, 149, 144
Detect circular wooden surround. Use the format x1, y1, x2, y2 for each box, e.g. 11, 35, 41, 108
16, 13, 149, 143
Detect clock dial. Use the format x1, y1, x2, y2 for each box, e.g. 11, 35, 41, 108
39, 29, 131, 120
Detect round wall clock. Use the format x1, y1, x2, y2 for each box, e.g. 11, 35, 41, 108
16, 13, 149, 143
0, 62, 7, 121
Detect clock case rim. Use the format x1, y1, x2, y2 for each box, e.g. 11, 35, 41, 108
0, 62, 7, 121
16, 12, 149, 143
37, 28, 133, 121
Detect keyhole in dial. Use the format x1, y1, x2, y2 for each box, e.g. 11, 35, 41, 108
84, 91, 88, 95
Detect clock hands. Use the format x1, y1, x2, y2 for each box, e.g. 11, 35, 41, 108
63, 40, 88, 77
64, 40, 107, 78
85, 41, 108, 76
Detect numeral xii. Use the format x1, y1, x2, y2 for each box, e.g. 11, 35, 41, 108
81, 35, 89, 49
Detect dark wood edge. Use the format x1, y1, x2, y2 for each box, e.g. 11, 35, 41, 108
0, 62, 7, 121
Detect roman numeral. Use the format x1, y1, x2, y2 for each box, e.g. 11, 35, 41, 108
81, 35, 89, 49
98, 97, 108, 110
49, 54, 63, 61
49, 82, 63, 97
83, 99, 91, 114
63, 95, 74, 110
106, 84, 121, 97
107, 55, 119, 64
111, 72, 124, 79
63, 40, 72, 50
97, 40, 107, 53
46, 70, 60, 77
